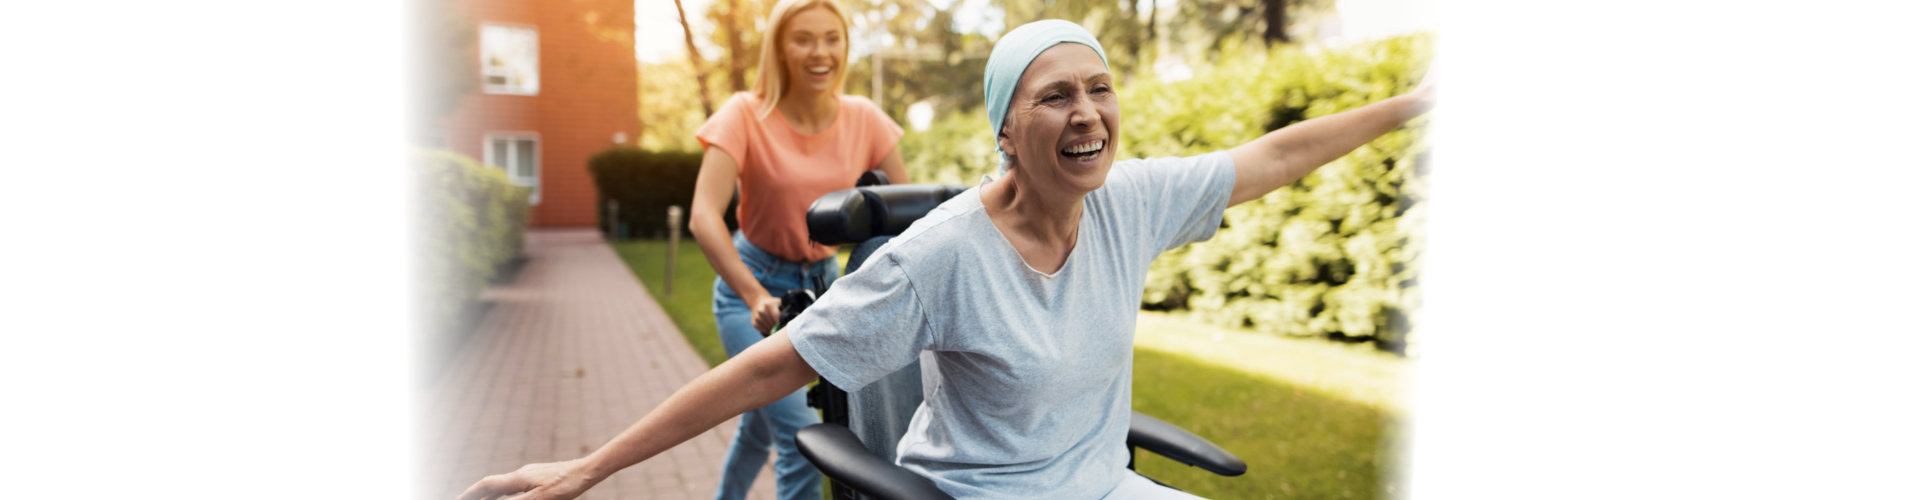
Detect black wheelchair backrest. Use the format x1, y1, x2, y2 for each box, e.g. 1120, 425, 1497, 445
806, 184, 969, 246
794, 182, 967, 486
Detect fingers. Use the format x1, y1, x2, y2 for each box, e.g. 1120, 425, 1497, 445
457, 473, 528, 500
752, 309, 776, 333
454, 477, 492, 500
752, 298, 781, 333
1413, 61, 1438, 101
454, 476, 493, 500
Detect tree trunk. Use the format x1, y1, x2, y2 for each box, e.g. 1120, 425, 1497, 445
1122, 0, 1140, 62
673, 0, 715, 117
1264, 0, 1290, 45
1146, 0, 1157, 45
725, 0, 748, 92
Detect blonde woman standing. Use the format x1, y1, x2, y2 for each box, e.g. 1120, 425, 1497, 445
687, 1, 906, 499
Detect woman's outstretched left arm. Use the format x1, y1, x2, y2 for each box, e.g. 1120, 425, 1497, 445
455, 332, 820, 500
1226, 75, 1435, 207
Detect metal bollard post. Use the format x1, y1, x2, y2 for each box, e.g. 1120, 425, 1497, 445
608, 200, 622, 240
666, 205, 683, 298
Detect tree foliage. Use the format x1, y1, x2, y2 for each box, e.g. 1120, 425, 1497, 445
705, 0, 777, 94
638, 59, 712, 152
1167, 0, 1337, 53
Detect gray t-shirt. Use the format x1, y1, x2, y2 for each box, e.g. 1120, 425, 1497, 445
786, 151, 1236, 499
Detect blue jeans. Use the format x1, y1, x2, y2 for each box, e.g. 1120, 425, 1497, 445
712, 232, 836, 500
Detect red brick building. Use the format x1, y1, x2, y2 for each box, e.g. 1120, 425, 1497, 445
439, 0, 638, 227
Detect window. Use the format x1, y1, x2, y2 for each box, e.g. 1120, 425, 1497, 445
485, 134, 540, 205
480, 23, 538, 95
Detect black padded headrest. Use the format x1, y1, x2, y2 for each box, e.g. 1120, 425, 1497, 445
806, 184, 968, 245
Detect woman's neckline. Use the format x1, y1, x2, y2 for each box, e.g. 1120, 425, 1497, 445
772, 94, 841, 137
973, 184, 1087, 279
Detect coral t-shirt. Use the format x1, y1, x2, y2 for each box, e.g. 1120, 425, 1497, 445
696, 92, 903, 263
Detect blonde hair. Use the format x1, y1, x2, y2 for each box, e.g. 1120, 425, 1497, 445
752, 0, 853, 119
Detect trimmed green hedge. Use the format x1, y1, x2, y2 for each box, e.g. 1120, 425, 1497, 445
416, 147, 531, 340
588, 147, 737, 239
903, 34, 1433, 354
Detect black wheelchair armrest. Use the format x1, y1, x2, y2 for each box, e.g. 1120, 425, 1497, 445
1127, 411, 1248, 477
806, 184, 969, 245
795, 423, 955, 500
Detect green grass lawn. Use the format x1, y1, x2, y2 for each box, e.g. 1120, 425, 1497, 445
609, 238, 731, 367
1131, 326, 1406, 499
609, 239, 853, 368
610, 238, 1408, 499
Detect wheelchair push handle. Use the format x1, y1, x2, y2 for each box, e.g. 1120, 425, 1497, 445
764, 169, 888, 339
768, 288, 819, 337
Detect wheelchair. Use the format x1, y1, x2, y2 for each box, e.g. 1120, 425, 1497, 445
776, 172, 1247, 499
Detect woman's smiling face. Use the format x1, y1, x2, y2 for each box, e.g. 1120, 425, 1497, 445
999, 43, 1120, 196
780, 6, 845, 96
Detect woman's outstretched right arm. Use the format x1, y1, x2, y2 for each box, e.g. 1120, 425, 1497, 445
456, 331, 821, 500
688, 148, 783, 333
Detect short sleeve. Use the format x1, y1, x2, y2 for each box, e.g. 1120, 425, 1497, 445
785, 252, 937, 391
857, 98, 904, 169
695, 93, 755, 166
1115, 152, 1238, 251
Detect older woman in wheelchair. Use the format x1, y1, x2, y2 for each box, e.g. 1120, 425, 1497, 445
459, 19, 1434, 500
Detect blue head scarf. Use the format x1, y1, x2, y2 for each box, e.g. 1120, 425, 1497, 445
984, 20, 1109, 171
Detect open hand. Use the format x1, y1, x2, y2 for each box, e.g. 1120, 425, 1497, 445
456, 458, 600, 500
1408, 63, 1437, 114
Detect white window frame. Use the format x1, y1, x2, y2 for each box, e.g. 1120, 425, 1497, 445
480, 23, 539, 96
483, 133, 541, 205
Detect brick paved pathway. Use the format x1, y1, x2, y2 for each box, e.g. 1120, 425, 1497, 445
420, 229, 774, 499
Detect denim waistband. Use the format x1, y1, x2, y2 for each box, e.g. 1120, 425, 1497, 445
733, 232, 836, 278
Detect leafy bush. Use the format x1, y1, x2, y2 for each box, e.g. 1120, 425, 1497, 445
587, 147, 738, 239
902, 34, 1433, 354
899, 106, 999, 186
416, 147, 531, 340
